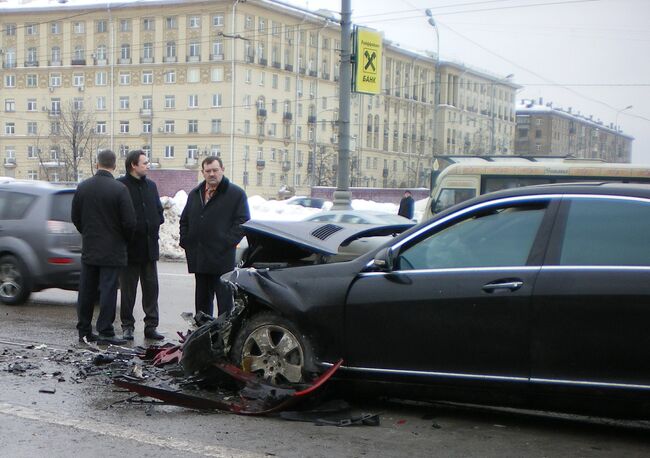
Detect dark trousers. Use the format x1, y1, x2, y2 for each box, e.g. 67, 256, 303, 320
76, 263, 120, 337
194, 272, 233, 317
120, 261, 159, 332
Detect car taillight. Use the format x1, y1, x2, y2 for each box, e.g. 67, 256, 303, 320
47, 220, 78, 234
48, 257, 73, 264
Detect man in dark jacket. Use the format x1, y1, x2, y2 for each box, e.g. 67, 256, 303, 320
398, 190, 415, 220
180, 156, 250, 316
71, 149, 136, 345
117, 150, 165, 341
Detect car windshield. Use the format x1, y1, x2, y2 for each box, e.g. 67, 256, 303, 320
50, 191, 74, 222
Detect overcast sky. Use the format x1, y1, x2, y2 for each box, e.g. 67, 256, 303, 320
290, 0, 650, 163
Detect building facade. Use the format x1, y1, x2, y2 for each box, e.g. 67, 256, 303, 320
515, 99, 633, 162
0, 0, 519, 197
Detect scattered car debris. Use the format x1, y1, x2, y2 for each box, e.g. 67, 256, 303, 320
39, 387, 56, 394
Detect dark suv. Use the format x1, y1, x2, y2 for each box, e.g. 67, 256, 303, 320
0, 180, 81, 305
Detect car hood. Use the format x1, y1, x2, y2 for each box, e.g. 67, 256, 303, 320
241, 220, 413, 267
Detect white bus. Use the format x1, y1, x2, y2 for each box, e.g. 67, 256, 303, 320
423, 156, 650, 221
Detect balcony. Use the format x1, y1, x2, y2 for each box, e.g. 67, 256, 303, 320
42, 160, 62, 168
307, 115, 316, 124
140, 57, 154, 64
298, 67, 306, 75
258, 58, 267, 66
149, 157, 161, 169
25, 60, 39, 67
48, 60, 62, 66
118, 58, 132, 64
4, 158, 16, 168
257, 108, 267, 118
281, 161, 291, 172
309, 70, 317, 77
71, 59, 86, 66
163, 56, 177, 63
272, 61, 281, 69
256, 160, 265, 169
186, 55, 201, 63
283, 112, 293, 122
284, 64, 293, 72
139, 108, 153, 118
94, 58, 108, 66
245, 55, 254, 64
210, 54, 224, 61
185, 157, 198, 168
48, 110, 61, 117
382, 168, 389, 178
322, 73, 330, 80
2, 62, 17, 69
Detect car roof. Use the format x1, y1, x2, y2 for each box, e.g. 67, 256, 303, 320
0, 180, 76, 194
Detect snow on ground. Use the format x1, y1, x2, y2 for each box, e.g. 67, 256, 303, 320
159, 191, 428, 259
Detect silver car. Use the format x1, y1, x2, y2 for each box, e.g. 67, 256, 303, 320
0, 180, 81, 305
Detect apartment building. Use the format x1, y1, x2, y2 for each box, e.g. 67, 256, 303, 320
0, 0, 519, 197
515, 99, 634, 162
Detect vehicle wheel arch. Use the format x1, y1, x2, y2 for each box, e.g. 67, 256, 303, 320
0, 253, 33, 305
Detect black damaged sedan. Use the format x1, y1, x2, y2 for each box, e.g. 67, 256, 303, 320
223, 183, 650, 418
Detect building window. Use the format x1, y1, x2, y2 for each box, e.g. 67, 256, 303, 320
5, 24, 17, 36
164, 145, 174, 158
5, 123, 15, 135
187, 145, 199, 159
96, 72, 107, 86
74, 46, 85, 61
49, 73, 61, 87
188, 120, 198, 133
189, 42, 201, 58
96, 96, 106, 110
142, 96, 152, 110
164, 95, 175, 109
73, 22, 85, 34
187, 68, 200, 83
73, 98, 84, 111
213, 14, 224, 26
212, 40, 223, 58
121, 44, 131, 60
4, 99, 15, 112
26, 47, 38, 64
188, 94, 199, 108
27, 99, 37, 111
28, 170, 38, 180
189, 16, 201, 28
95, 122, 106, 134
28, 146, 38, 158
165, 16, 177, 29
142, 71, 153, 84
120, 121, 129, 133
96, 20, 107, 33
166, 42, 176, 59
143, 121, 151, 133
27, 122, 38, 135
211, 145, 222, 157
245, 69, 252, 84
143, 43, 154, 60
212, 94, 222, 107
164, 120, 175, 133
211, 67, 223, 82
26, 74, 38, 87
142, 18, 155, 31
120, 19, 131, 32
119, 72, 131, 85
96, 45, 107, 60
73, 73, 84, 87
26, 23, 39, 35
256, 172, 263, 186
211, 119, 222, 134
119, 96, 130, 110
164, 70, 176, 84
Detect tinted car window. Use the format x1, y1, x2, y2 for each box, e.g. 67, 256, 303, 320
398, 203, 546, 269
50, 192, 74, 222
560, 198, 650, 266
3, 192, 37, 220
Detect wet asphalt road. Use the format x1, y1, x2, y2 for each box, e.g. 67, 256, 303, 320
1, 261, 650, 457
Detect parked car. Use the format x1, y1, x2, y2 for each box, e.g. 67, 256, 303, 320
235, 210, 414, 265
284, 196, 326, 209
223, 183, 650, 418
0, 180, 81, 305
303, 210, 412, 225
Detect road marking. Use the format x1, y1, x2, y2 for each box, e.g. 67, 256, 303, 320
0, 401, 264, 457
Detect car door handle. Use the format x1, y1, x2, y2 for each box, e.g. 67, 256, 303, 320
482, 280, 523, 292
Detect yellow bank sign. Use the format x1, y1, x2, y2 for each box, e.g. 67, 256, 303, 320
353, 27, 383, 95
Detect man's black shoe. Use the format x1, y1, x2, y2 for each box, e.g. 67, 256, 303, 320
97, 334, 127, 345
144, 329, 165, 341
79, 333, 99, 343
122, 328, 134, 341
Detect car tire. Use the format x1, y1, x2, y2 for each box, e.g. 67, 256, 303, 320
0, 255, 32, 305
231, 312, 315, 385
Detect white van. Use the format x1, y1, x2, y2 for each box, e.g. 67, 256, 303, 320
423, 156, 650, 221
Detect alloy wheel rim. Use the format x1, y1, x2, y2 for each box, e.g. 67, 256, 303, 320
241, 324, 304, 384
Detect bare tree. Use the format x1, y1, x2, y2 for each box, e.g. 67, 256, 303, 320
37, 100, 107, 182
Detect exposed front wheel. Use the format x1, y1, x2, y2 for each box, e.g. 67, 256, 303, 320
232, 312, 314, 385
0, 255, 31, 305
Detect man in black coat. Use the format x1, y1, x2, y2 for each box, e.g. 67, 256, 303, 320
117, 150, 165, 341
71, 149, 136, 345
398, 190, 415, 220
180, 156, 250, 316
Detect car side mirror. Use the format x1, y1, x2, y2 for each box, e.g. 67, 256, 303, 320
373, 247, 394, 271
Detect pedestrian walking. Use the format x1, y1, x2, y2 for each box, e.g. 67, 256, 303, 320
117, 150, 165, 341
398, 190, 415, 220
71, 149, 136, 345
179, 156, 250, 317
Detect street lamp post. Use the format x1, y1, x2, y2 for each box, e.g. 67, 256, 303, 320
425, 10, 440, 163
490, 73, 514, 155
614, 105, 632, 161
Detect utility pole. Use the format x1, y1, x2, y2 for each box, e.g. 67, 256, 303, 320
331, 0, 352, 210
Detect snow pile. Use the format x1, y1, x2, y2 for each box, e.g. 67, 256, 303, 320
158, 192, 428, 259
